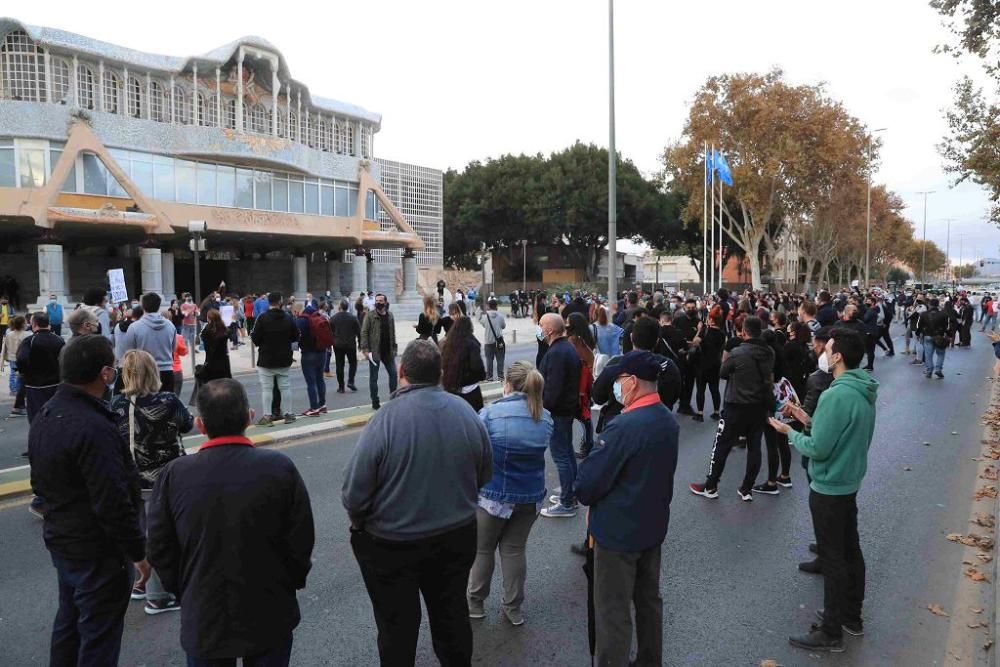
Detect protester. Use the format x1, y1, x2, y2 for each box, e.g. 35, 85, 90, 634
29, 334, 150, 665
576, 350, 679, 667
918, 298, 956, 379
593, 305, 624, 357
816, 291, 838, 327
295, 304, 334, 416
251, 292, 300, 425
694, 305, 726, 422
416, 293, 442, 343
148, 379, 315, 666
343, 339, 492, 666
567, 312, 596, 458
191, 309, 231, 405
478, 297, 507, 382
467, 360, 552, 626
441, 316, 488, 411
359, 293, 398, 410
45, 294, 64, 336
0, 295, 10, 340
440, 301, 463, 336
172, 331, 188, 399
81, 287, 113, 338
16, 311, 65, 423
121, 293, 178, 393
331, 298, 360, 393
769, 328, 877, 652
1, 314, 28, 399
957, 296, 974, 347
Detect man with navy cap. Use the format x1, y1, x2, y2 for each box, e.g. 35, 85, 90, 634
576, 350, 679, 667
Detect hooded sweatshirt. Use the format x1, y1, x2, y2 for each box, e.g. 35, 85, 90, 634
122, 313, 177, 371
789, 368, 878, 496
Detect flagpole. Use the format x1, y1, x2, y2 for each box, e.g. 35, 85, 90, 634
716, 179, 722, 293
703, 142, 708, 295
710, 144, 715, 295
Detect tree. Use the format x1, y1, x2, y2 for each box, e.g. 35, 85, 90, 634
904, 240, 948, 280
662, 69, 872, 289
939, 78, 1000, 225
954, 262, 980, 279
885, 267, 911, 285
931, 0, 1000, 75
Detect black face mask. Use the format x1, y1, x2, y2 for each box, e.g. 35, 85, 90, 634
686, 309, 697, 318
376, 303, 387, 311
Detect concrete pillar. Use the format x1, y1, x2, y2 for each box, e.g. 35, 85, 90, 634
366, 251, 376, 296
161, 251, 176, 302
326, 254, 341, 297
292, 255, 307, 297
37, 244, 67, 302
139, 247, 163, 300
401, 248, 418, 299
61, 249, 71, 300
352, 248, 367, 296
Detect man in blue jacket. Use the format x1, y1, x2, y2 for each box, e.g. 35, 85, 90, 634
577, 350, 679, 667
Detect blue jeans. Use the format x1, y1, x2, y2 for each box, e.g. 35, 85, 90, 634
300, 350, 327, 410
8, 359, 19, 394
982, 315, 997, 331
186, 636, 293, 667
549, 415, 577, 506
369, 356, 397, 405
182, 323, 197, 344
923, 338, 946, 374
49, 553, 133, 667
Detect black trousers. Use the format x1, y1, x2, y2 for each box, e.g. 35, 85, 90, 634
334, 345, 357, 389
158, 370, 175, 394
764, 424, 792, 481
351, 521, 476, 667
679, 363, 695, 410
705, 403, 765, 493
878, 325, 895, 354
960, 322, 973, 346
695, 368, 720, 414
811, 491, 865, 637
271, 376, 282, 418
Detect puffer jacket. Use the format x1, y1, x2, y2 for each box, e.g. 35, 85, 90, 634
110, 392, 194, 488
719, 337, 774, 406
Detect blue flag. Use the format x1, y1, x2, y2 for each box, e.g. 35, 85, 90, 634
705, 147, 714, 184
714, 150, 734, 187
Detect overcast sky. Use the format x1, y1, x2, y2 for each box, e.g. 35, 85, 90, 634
16, 0, 998, 263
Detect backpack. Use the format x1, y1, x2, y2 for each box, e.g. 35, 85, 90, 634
308, 312, 334, 350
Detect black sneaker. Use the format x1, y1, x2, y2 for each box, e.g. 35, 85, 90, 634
347, 384, 358, 392
677, 405, 694, 416
935, 371, 944, 379
372, 400, 380, 410
710, 412, 721, 420
809, 542, 818, 554
130, 584, 146, 600
337, 387, 345, 393
144, 598, 181, 615
692, 414, 705, 422
283, 413, 296, 424
798, 558, 822, 574
789, 627, 845, 652
752, 483, 780, 496
816, 609, 864, 636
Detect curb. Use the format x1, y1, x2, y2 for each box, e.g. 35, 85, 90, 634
0, 385, 505, 502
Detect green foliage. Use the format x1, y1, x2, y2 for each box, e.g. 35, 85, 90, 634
885, 267, 911, 285
939, 78, 1000, 225
931, 0, 1000, 74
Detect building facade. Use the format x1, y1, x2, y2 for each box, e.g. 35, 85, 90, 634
0, 18, 442, 307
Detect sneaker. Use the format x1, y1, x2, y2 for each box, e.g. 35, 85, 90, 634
337, 387, 345, 393
130, 584, 147, 601
9, 409, 25, 417
752, 483, 780, 496
935, 371, 944, 379
710, 412, 721, 420
548, 494, 579, 506
776, 476, 793, 488
144, 598, 181, 615
689, 483, 719, 499
798, 558, 822, 574
885, 352, 895, 357
809, 542, 818, 554
316, 406, 328, 414
302, 408, 319, 417
540, 503, 578, 518
372, 400, 380, 410
692, 413, 705, 422
467, 598, 485, 619
503, 607, 525, 626
20, 450, 28, 458
348, 384, 358, 392
283, 413, 296, 424
737, 488, 753, 502
28, 496, 44, 519
815, 609, 864, 636
255, 415, 274, 427
910, 358, 923, 365
574, 450, 588, 460
789, 627, 845, 653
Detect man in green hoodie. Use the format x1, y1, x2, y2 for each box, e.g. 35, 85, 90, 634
769, 328, 877, 654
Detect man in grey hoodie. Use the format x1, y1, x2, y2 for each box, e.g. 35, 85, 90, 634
122, 293, 177, 393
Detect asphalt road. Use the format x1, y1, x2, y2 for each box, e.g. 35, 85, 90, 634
0, 334, 996, 665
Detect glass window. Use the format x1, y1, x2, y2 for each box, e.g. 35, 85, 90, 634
127, 77, 143, 118
48, 145, 76, 192
334, 185, 348, 217
52, 58, 72, 104
176, 160, 196, 203
304, 179, 319, 215
149, 81, 166, 122
197, 163, 216, 205
216, 166, 235, 207
365, 191, 375, 219
102, 70, 121, 114
153, 160, 174, 200
1, 31, 46, 102
235, 168, 254, 208
131, 159, 153, 196
273, 176, 288, 212
108, 168, 128, 198
82, 153, 107, 194
321, 184, 334, 216
348, 186, 359, 217
254, 171, 271, 210
77, 64, 95, 110
288, 176, 304, 213
0, 146, 15, 187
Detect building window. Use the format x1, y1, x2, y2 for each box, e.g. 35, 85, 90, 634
319, 118, 332, 152
223, 98, 236, 129
288, 109, 298, 141
172, 85, 190, 124
333, 119, 344, 154
0, 30, 45, 102
276, 109, 287, 138
51, 58, 71, 104
102, 70, 121, 114
305, 114, 318, 148
346, 123, 355, 155
76, 64, 95, 110
197, 93, 216, 127
247, 104, 268, 134
127, 76, 143, 118
149, 81, 166, 121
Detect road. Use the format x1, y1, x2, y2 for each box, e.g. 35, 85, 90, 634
0, 334, 996, 665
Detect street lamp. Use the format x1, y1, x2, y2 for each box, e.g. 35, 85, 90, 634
606, 0, 617, 307
916, 191, 935, 286
520, 239, 528, 295
864, 127, 887, 289
188, 220, 207, 304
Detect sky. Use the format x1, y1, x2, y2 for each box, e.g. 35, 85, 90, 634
13, 0, 998, 264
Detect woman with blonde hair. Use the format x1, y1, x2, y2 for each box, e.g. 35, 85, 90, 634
467, 360, 553, 626
110, 349, 193, 615
415, 293, 442, 343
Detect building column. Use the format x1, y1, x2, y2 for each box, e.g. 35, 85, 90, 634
161, 251, 176, 302
366, 251, 376, 296
401, 248, 418, 299
292, 254, 307, 297
352, 248, 367, 296
139, 247, 163, 300
236, 48, 244, 133
37, 244, 67, 303
326, 252, 341, 297
271, 67, 280, 136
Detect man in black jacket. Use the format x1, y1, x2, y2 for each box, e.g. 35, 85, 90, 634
30, 334, 150, 667
958, 296, 975, 347
538, 313, 582, 517
816, 291, 838, 327
561, 290, 590, 320
690, 316, 774, 502
16, 311, 64, 423
250, 292, 300, 425
331, 298, 361, 392
918, 298, 956, 379
148, 379, 314, 666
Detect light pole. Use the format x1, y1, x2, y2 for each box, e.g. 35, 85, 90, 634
916, 191, 935, 286
606, 0, 617, 307
187, 220, 207, 376
864, 127, 887, 289
520, 239, 528, 295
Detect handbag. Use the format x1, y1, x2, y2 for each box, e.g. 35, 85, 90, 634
485, 312, 505, 353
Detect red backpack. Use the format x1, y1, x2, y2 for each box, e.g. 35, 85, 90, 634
307, 312, 334, 350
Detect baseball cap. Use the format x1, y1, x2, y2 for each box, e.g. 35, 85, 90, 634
609, 350, 664, 382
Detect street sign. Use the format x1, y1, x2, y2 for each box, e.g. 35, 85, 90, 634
107, 269, 128, 304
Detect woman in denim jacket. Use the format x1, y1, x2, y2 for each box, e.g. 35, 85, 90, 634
467, 361, 553, 626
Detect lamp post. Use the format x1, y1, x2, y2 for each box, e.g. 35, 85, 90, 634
916, 191, 935, 286
187, 220, 207, 377
606, 0, 617, 307
520, 239, 528, 295
864, 127, 887, 289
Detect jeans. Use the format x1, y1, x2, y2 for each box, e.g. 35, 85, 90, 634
467, 505, 538, 612
810, 490, 865, 637
705, 403, 765, 493
351, 521, 476, 667
139, 489, 173, 603
186, 636, 293, 667
549, 415, 577, 506
173, 371, 184, 403
258, 366, 292, 417
182, 323, 197, 345
300, 350, 327, 410
368, 356, 397, 406
324, 348, 332, 373
484, 343, 505, 380
26, 385, 58, 423
334, 346, 357, 389
593, 542, 662, 667
982, 314, 997, 331
49, 553, 133, 667
923, 338, 946, 373
8, 359, 18, 394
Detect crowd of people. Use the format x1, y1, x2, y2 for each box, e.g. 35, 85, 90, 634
5, 275, 985, 665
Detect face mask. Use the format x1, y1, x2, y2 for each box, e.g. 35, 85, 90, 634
817, 352, 830, 374
613, 380, 624, 404
49, 297, 56, 302
535, 325, 545, 342
376, 303, 387, 311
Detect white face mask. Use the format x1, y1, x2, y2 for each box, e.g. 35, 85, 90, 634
817, 352, 830, 374
535, 325, 545, 342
